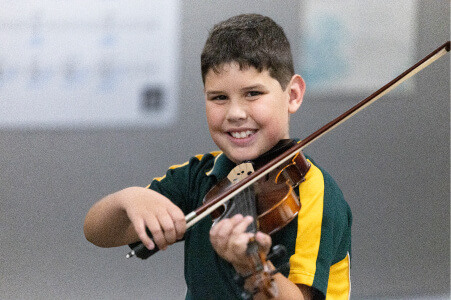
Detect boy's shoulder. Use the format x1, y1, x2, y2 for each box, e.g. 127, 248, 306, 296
153, 150, 230, 182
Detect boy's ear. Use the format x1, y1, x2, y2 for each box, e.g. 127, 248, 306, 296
287, 74, 305, 114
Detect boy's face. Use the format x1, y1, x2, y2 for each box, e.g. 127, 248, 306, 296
204, 62, 303, 164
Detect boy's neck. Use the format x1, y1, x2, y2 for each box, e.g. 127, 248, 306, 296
248, 139, 296, 168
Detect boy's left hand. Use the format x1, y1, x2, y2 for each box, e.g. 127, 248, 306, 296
209, 214, 272, 275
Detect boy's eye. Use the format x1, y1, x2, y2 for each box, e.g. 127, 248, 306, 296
246, 91, 262, 97
211, 95, 228, 101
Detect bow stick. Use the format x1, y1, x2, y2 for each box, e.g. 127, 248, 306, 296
127, 41, 450, 259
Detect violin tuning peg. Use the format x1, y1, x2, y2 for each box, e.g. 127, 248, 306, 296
267, 244, 287, 261
271, 261, 290, 276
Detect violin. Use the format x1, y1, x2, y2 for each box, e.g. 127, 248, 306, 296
205, 139, 310, 298
126, 139, 311, 259
125, 41, 450, 295
126, 41, 449, 260
206, 139, 310, 235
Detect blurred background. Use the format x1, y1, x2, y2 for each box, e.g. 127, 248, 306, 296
0, 0, 449, 299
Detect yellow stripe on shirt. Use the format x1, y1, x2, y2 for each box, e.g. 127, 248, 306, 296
288, 160, 325, 286
326, 252, 351, 299
153, 152, 222, 182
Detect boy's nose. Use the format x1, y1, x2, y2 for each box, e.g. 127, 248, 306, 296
226, 100, 247, 122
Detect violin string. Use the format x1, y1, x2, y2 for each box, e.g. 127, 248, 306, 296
234, 185, 257, 234
185, 42, 450, 231
127, 42, 451, 259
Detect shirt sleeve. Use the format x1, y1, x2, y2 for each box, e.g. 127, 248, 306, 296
147, 154, 213, 214
288, 160, 352, 296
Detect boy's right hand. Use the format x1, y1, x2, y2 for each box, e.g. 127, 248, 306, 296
84, 186, 185, 250
120, 187, 186, 251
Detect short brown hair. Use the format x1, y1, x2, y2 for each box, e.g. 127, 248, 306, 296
201, 14, 294, 90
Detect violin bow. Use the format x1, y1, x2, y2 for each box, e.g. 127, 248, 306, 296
127, 41, 450, 259
184, 41, 450, 228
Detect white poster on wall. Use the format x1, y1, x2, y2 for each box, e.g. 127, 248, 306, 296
0, 0, 180, 128
299, 0, 417, 94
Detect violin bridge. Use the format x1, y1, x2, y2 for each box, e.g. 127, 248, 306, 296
227, 162, 255, 183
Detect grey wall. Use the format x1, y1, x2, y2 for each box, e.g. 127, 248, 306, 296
1, 1, 449, 299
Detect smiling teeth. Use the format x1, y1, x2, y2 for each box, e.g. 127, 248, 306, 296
231, 130, 254, 139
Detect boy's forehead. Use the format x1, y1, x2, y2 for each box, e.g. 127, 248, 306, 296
210, 61, 260, 74
205, 62, 270, 82
204, 62, 282, 92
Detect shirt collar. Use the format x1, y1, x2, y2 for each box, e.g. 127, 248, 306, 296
206, 139, 301, 180
206, 152, 236, 181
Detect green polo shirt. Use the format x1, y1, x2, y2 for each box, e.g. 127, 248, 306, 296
148, 150, 352, 299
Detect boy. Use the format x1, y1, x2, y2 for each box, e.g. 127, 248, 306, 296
84, 14, 352, 299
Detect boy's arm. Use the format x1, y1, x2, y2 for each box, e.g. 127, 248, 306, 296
83, 186, 186, 250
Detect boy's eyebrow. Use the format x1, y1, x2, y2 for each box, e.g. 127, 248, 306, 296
241, 84, 266, 91
204, 89, 225, 96
205, 84, 266, 95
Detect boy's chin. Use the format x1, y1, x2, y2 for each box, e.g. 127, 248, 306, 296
225, 151, 260, 164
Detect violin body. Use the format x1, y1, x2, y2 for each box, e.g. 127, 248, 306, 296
204, 140, 311, 236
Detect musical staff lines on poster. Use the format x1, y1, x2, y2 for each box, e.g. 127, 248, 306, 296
0, 0, 180, 128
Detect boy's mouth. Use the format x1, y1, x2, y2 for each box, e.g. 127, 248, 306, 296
229, 130, 256, 139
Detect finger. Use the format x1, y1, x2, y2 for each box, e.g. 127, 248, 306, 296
168, 207, 187, 240
230, 232, 254, 256
255, 232, 272, 254
130, 217, 155, 250
210, 215, 243, 249
210, 214, 243, 236
220, 214, 248, 236
145, 215, 167, 250
231, 215, 254, 236
158, 213, 178, 245
227, 216, 260, 257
